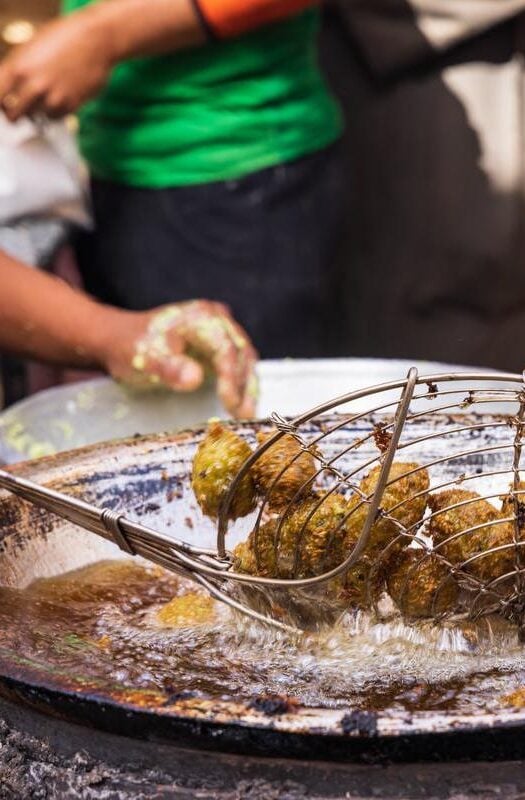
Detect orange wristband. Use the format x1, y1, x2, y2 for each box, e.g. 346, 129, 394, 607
196, 0, 318, 39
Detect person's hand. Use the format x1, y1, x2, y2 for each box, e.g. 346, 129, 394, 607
100, 300, 259, 419
0, 10, 114, 121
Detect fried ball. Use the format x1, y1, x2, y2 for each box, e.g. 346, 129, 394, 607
341, 554, 386, 610
233, 494, 385, 610
233, 519, 279, 577
344, 462, 429, 558
499, 483, 525, 575
428, 489, 512, 582
234, 494, 348, 579
361, 461, 429, 532
386, 548, 459, 619
192, 422, 256, 519
277, 494, 350, 578
251, 431, 317, 510
156, 592, 216, 627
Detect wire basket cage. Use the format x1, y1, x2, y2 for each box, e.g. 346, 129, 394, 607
218, 369, 525, 634
3, 368, 525, 636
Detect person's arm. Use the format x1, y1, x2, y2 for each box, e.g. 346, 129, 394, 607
0, 0, 317, 121
0, 251, 258, 418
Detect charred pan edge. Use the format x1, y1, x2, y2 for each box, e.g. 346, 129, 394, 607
3, 673, 525, 762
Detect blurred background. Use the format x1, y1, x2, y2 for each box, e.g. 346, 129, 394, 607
0, 1, 57, 54
2, 1, 525, 412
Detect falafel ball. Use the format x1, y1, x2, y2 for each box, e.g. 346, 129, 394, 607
341, 554, 386, 609
251, 431, 317, 510
277, 493, 350, 577
233, 493, 385, 609
192, 422, 256, 519
428, 489, 512, 582
233, 518, 279, 577
233, 494, 348, 579
386, 548, 459, 619
344, 462, 430, 558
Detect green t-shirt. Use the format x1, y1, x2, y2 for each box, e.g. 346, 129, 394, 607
63, 2, 343, 187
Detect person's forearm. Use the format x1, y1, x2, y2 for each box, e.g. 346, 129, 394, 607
0, 0, 319, 121
80, 0, 317, 64
0, 252, 258, 417
83, 0, 205, 64
0, 251, 126, 368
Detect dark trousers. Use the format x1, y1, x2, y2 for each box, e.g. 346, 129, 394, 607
76, 145, 344, 359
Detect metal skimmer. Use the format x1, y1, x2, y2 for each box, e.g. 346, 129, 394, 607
2, 369, 525, 636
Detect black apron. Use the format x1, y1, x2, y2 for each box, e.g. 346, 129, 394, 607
322, 1, 525, 371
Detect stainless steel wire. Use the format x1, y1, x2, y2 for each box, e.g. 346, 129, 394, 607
2, 368, 525, 635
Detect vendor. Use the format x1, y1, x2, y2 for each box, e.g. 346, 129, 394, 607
0, 248, 258, 418
0, 0, 344, 358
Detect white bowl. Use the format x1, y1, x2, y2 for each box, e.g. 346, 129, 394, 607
0, 357, 500, 463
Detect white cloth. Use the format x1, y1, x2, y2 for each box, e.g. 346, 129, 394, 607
0, 114, 90, 227
413, 0, 525, 50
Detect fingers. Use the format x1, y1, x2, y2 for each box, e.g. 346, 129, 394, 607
215, 330, 258, 418
206, 303, 259, 418
179, 300, 259, 418
1, 77, 45, 121
0, 52, 40, 122
143, 351, 205, 393
160, 354, 205, 392
139, 301, 259, 417
0, 61, 15, 108
0, 73, 70, 121
0, 66, 22, 121
0, 55, 47, 122
0, 14, 108, 123
43, 90, 72, 120
236, 350, 259, 419
220, 313, 259, 418
216, 352, 246, 418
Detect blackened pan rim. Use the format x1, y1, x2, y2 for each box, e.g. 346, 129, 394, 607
1, 665, 525, 741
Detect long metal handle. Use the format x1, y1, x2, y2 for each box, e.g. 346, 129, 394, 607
0, 469, 300, 633
0, 469, 119, 544
0, 469, 211, 570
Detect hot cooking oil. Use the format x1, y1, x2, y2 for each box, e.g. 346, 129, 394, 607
1, 558, 525, 714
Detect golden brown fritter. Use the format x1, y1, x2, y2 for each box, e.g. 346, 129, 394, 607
428, 489, 512, 583
192, 422, 256, 519
361, 461, 430, 532
341, 554, 386, 610
156, 593, 216, 627
231, 539, 256, 575
277, 494, 350, 578
232, 461, 429, 614
233, 519, 279, 577
386, 548, 459, 619
251, 431, 317, 510
233, 493, 385, 610
233, 494, 348, 579
344, 462, 430, 558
